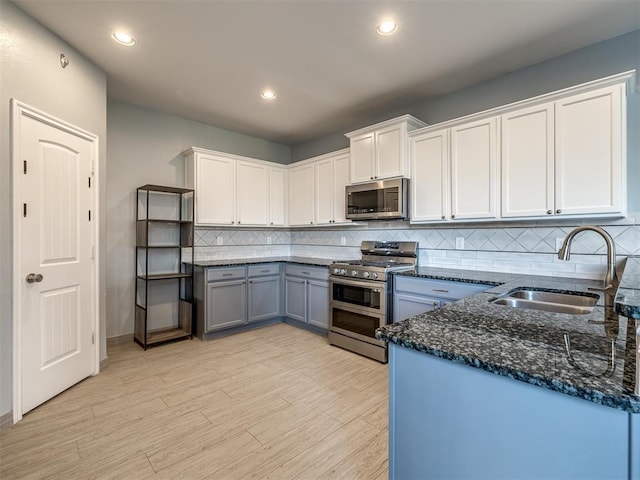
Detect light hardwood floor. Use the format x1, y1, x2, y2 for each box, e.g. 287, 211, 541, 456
0, 323, 389, 479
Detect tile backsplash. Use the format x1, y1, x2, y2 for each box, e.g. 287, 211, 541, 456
194, 215, 640, 280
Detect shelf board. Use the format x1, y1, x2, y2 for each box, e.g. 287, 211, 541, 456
138, 184, 194, 194
136, 244, 190, 249
136, 219, 193, 224
137, 273, 192, 281
147, 327, 191, 345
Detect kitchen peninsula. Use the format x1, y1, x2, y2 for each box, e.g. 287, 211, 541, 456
377, 259, 640, 479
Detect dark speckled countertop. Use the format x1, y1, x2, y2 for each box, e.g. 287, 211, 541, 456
190, 256, 335, 268
377, 259, 640, 413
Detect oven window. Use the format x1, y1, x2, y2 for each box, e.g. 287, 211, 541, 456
333, 283, 381, 309
332, 308, 381, 339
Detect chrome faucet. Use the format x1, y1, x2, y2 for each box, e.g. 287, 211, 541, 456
557, 226, 618, 294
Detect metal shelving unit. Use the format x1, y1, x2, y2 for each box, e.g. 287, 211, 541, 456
134, 184, 194, 349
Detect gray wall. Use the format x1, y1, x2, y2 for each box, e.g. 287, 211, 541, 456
106, 101, 290, 338
0, 0, 107, 418
291, 30, 640, 212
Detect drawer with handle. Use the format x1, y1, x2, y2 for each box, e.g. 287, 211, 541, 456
395, 276, 490, 300
206, 266, 246, 282
284, 264, 329, 281
248, 263, 281, 277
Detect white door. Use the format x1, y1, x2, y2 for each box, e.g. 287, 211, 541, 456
236, 161, 268, 226
555, 84, 624, 216
349, 132, 375, 183
17, 109, 96, 415
314, 157, 333, 225
410, 129, 449, 223
375, 123, 404, 179
450, 117, 499, 220
332, 153, 351, 224
501, 103, 555, 218
195, 153, 236, 225
288, 164, 315, 226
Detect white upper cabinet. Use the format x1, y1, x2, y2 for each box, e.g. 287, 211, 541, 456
269, 167, 287, 226
346, 115, 426, 184
332, 153, 351, 224
349, 133, 375, 184
450, 117, 499, 220
314, 151, 351, 225
501, 103, 555, 218
289, 162, 315, 226
185, 151, 236, 225
409, 72, 629, 224
555, 84, 624, 216
502, 83, 625, 219
236, 160, 268, 226
410, 129, 450, 222
185, 148, 287, 227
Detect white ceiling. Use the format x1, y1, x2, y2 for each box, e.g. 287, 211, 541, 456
12, 0, 640, 145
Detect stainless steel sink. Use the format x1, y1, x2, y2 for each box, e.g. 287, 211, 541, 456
490, 288, 598, 315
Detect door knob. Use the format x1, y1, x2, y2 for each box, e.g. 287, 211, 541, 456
26, 273, 43, 283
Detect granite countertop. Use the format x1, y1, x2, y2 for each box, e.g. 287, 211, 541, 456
378, 259, 640, 413
190, 256, 336, 268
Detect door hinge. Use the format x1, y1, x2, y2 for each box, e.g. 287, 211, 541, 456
23, 203, 27, 217
91, 332, 96, 345
91, 160, 95, 175
91, 245, 96, 259
23, 160, 27, 174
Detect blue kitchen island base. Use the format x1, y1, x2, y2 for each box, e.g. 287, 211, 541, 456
389, 344, 639, 480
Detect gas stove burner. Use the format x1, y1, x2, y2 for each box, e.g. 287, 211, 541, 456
330, 240, 418, 281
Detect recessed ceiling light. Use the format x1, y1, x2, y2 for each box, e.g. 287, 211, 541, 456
111, 31, 136, 46
260, 89, 277, 100
376, 20, 398, 36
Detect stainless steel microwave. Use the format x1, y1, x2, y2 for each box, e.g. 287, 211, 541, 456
346, 178, 409, 221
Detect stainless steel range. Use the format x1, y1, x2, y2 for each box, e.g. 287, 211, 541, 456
328, 241, 418, 362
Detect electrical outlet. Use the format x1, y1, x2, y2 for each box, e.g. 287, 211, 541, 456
267, 236, 272, 245
455, 237, 464, 250
555, 238, 564, 251
341, 236, 346, 246
216, 236, 223, 246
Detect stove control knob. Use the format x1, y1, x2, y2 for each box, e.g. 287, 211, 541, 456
351, 270, 358, 277
332, 267, 340, 275
363, 271, 370, 278
372, 272, 378, 279
340, 268, 346, 275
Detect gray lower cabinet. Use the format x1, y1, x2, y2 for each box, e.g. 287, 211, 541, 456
196, 263, 282, 335
394, 276, 491, 322
248, 275, 281, 323
207, 278, 247, 330
284, 265, 329, 330
307, 280, 329, 329
284, 276, 307, 322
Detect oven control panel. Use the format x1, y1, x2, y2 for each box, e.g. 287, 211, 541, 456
330, 266, 384, 280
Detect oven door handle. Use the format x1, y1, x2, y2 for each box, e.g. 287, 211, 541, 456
330, 277, 386, 290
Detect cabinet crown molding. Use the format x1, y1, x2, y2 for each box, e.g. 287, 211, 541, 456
345, 114, 427, 139
409, 70, 636, 136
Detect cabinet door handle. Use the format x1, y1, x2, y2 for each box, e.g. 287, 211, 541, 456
261, 269, 271, 273
238, 221, 241, 224
222, 273, 233, 277
231, 221, 235, 224
546, 210, 553, 215
451, 215, 456, 219
556, 209, 562, 214
301, 271, 310, 275
370, 176, 374, 180
441, 215, 445, 220
432, 301, 439, 306
433, 288, 449, 293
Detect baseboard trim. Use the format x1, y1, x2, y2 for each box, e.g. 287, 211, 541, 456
0, 410, 13, 432
99, 357, 109, 370
107, 333, 134, 347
